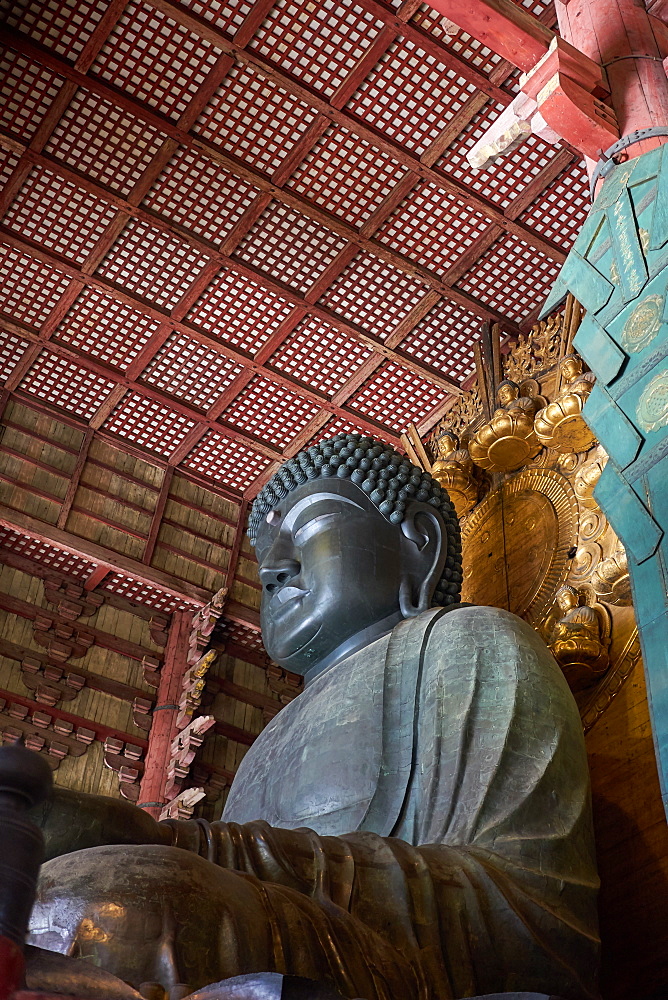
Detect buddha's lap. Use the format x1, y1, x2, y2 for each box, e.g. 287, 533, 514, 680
28, 844, 417, 998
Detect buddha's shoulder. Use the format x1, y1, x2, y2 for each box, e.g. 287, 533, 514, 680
418, 603, 555, 662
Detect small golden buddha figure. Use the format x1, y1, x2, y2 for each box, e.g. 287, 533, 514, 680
549, 584, 610, 691
535, 356, 596, 455
469, 379, 542, 473
431, 430, 479, 516
591, 543, 632, 605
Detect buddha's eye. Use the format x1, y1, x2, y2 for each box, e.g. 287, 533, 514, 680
293, 512, 338, 546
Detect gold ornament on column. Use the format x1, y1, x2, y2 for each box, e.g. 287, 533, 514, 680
431, 431, 480, 517
549, 584, 611, 691
534, 356, 597, 454
469, 379, 543, 473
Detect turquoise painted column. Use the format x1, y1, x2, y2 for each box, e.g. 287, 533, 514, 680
543, 145, 668, 814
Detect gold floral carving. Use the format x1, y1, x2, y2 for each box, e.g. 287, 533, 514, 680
503, 312, 563, 383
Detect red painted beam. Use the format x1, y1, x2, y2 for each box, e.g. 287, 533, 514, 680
137, 610, 190, 817
422, 0, 554, 72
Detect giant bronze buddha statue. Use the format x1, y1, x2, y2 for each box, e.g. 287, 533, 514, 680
24, 434, 599, 1000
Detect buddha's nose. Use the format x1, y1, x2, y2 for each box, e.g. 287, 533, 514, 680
259, 559, 301, 595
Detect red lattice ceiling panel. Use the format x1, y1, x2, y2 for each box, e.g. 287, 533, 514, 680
455, 232, 561, 322
182, 429, 271, 490
143, 148, 260, 244
0, 526, 91, 578
347, 361, 443, 430
1, 0, 107, 61
44, 90, 167, 199
377, 180, 491, 276
92, 1, 220, 121
97, 218, 212, 310
320, 251, 430, 341
519, 159, 590, 251
194, 63, 319, 176
513, 0, 554, 17
0, 243, 73, 329
0, 49, 65, 142
103, 392, 198, 459
0, 148, 20, 191
0, 327, 31, 381
18, 351, 117, 420
102, 573, 196, 611
176, 0, 254, 36
398, 299, 479, 380
309, 413, 392, 446
409, 6, 503, 77
345, 38, 477, 157
234, 203, 348, 296
222, 620, 265, 654
438, 101, 561, 210
220, 375, 321, 449
186, 268, 294, 356
268, 317, 374, 398
285, 125, 403, 227
53, 287, 162, 372
141, 332, 243, 410
248, 0, 386, 100
4, 167, 117, 268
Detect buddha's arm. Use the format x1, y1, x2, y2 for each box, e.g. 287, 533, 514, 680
30, 786, 171, 860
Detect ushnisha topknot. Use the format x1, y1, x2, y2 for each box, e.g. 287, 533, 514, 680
248, 432, 463, 607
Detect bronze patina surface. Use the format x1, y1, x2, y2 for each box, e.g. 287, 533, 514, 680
26, 435, 600, 1000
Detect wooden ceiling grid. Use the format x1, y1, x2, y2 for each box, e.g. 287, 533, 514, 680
0, 0, 591, 631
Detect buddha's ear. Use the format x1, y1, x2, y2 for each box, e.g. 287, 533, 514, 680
399, 505, 446, 617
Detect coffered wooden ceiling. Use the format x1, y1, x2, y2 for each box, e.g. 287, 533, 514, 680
0, 0, 590, 628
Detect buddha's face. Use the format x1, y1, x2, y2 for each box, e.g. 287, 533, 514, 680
557, 587, 578, 613
497, 382, 518, 406
255, 478, 441, 675
561, 357, 582, 382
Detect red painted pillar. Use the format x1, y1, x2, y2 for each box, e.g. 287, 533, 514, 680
556, 0, 668, 158
137, 610, 191, 820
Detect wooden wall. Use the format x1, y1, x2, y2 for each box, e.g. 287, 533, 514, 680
586, 663, 668, 999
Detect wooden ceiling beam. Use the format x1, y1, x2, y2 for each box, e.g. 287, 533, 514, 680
0, 27, 564, 266
0, 502, 212, 606
419, 0, 554, 72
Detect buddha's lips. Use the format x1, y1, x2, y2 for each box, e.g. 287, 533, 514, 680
275, 586, 308, 605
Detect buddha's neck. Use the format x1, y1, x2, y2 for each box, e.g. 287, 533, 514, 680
303, 610, 404, 687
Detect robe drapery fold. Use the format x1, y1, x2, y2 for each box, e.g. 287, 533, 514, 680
31, 607, 599, 1000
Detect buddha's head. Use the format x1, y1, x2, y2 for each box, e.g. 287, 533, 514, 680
435, 430, 459, 461
556, 584, 580, 614
497, 379, 519, 407
561, 355, 583, 383
248, 434, 462, 679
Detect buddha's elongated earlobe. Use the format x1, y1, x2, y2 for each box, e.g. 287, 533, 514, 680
399, 506, 446, 617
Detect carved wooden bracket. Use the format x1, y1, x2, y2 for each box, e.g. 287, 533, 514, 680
468, 36, 619, 168
43, 578, 104, 621
0, 697, 93, 768
20, 657, 85, 707
142, 654, 161, 688
132, 696, 153, 732
159, 786, 207, 820
148, 614, 170, 648
32, 614, 94, 661
266, 663, 302, 705
103, 736, 144, 802
163, 715, 215, 801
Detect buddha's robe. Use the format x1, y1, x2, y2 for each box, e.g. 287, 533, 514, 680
30, 606, 599, 1000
